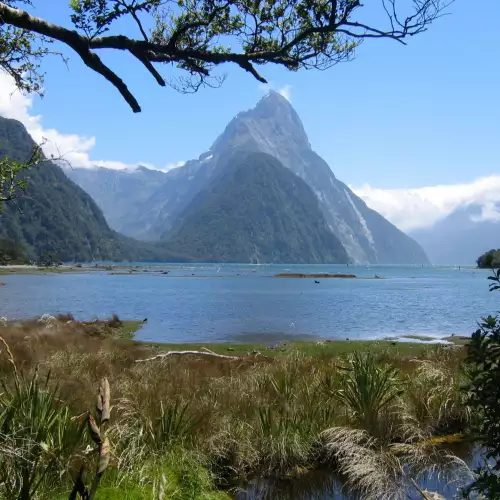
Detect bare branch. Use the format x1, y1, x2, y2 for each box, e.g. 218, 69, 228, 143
237, 59, 267, 83
135, 349, 241, 363
129, 48, 166, 86
0, 2, 141, 112
117, 0, 149, 41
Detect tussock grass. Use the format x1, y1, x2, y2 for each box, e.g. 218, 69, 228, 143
0, 318, 474, 499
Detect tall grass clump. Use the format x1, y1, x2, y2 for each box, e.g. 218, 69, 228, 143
334, 352, 403, 438
404, 356, 472, 437
0, 338, 83, 500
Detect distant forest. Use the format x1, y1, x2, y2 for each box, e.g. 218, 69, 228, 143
477, 249, 500, 269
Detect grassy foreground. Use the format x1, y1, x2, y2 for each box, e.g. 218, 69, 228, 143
0, 316, 475, 499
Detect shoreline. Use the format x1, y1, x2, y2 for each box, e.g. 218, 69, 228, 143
125, 322, 469, 355
1, 315, 470, 349
0, 263, 483, 277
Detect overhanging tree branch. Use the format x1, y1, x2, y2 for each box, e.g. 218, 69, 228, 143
0, 3, 141, 111
0, 0, 453, 113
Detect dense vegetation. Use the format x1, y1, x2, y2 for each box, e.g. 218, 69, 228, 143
0, 237, 28, 265
465, 268, 500, 496
477, 249, 500, 269
0, 117, 190, 263
0, 318, 475, 500
166, 152, 348, 263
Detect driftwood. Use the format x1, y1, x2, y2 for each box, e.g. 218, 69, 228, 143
410, 478, 445, 500
135, 347, 240, 363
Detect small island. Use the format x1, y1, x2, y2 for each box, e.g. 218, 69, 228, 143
275, 272, 357, 278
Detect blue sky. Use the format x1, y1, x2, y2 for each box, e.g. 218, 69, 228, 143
1, 0, 500, 230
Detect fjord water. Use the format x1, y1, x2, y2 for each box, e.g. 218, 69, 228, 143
1, 264, 496, 342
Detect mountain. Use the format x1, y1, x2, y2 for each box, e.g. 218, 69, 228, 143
0, 116, 189, 263
62, 165, 167, 236
124, 91, 428, 264
166, 152, 348, 263
410, 203, 500, 265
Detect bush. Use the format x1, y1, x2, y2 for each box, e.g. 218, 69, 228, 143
0, 238, 28, 265
476, 249, 500, 269
334, 352, 402, 438
0, 365, 83, 499
465, 269, 500, 496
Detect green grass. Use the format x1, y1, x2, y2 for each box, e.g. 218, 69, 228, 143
142, 339, 441, 358
50, 453, 230, 500
117, 320, 144, 339
443, 335, 471, 346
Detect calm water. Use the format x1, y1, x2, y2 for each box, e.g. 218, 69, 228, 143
1, 264, 497, 343
235, 442, 487, 500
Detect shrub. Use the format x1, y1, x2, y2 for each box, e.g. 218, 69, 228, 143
0, 348, 83, 499
334, 352, 403, 438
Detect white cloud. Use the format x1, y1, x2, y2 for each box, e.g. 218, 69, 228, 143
163, 161, 186, 172
277, 84, 292, 102
0, 72, 182, 171
471, 201, 500, 223
137, 161, 186, 173
351, 175, 500, 231
258, 82, 292, 102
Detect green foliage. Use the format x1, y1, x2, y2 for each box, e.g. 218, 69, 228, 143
0, 0, 54, 95
1, 155, 30, 207
0, 132, 45, 212
465, 271, 500, 496
335, 352, 402, 436
0, 237, 27, 265
150, 399, 202, 450
166, 152, 348, 263
36, 251, 61, 267
0, 366, 83, 500
69, 0, 161, 39
477, 249, 500, 269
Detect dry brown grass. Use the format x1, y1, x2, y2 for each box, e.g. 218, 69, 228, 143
0, 319, 474, 499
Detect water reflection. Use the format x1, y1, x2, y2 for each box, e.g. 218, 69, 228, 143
234, 443, 485, 500
234, 470, 346, 500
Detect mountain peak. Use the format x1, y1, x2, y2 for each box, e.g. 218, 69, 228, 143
210, 89, 310, 155
257, 89, 291, 107
252, 89, 298, 119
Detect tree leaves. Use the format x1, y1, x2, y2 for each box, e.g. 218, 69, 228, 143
0, 142, 43, 211
465, 272, 500, 496
477, 249, 500, 270
2, 0, 451, 111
